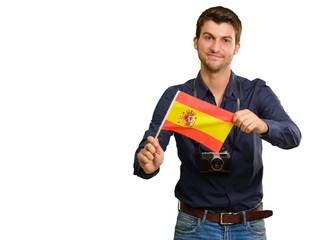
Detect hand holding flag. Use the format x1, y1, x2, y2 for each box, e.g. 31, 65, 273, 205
233, 109, 269, 134
137, 136, 164, 175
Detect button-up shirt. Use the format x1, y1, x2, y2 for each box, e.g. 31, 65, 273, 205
134, 71, 301, 212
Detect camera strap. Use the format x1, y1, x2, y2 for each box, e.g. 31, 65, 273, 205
193, 76, 240, 154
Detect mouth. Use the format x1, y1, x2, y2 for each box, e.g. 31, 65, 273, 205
207, 53, 224, 59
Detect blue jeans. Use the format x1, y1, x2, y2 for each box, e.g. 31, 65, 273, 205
174, 210, 266, 240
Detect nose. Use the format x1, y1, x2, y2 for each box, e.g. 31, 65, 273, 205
210, 40, 221, 53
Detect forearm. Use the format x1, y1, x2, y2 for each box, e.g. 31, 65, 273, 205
133, 87, 176, 179
260, 119, 301, 149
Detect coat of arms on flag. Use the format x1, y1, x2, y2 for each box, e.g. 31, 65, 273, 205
178, 110, 197, 127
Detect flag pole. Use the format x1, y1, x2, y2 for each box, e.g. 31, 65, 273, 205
154, 90, 180, 140
155, 128, 161, 140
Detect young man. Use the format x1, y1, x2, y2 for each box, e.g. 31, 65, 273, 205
133, 6, 301, 239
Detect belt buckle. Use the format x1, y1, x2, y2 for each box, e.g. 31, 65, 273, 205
220, 212, 234, 225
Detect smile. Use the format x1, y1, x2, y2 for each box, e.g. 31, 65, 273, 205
207, 53, 224, 59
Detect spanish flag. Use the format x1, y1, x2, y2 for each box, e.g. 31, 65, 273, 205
158, 91, 234, 152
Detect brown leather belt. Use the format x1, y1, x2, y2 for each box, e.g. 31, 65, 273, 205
180, 202, 273, 225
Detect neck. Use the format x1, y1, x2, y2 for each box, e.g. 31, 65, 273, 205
200, 66, 231, 106
200, 67, 231, 92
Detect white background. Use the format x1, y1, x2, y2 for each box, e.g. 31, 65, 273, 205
0, 0, 313, 239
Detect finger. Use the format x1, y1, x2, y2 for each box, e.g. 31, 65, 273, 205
240, 118, 255, 133
147, 136, 156, 145
144, 143, 156, 154
234, 110, 252, 127
147, 136, 163, 154
142, 148, 155, 161
153, 138, 164, 154
242, 123, 253, 133
233, 110, 245, 126
137, 151, 150, 164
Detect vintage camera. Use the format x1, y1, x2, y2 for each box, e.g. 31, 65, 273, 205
200, 151, 231, 173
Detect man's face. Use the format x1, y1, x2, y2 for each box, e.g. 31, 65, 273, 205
194, 20, 240, 73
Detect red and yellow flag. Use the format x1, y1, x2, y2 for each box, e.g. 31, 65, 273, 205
158, 91, 234, 152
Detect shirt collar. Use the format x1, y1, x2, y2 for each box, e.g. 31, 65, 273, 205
195, 70, 239, 100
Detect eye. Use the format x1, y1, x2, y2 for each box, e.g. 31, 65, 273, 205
223, 38, 231, 43
204, 35, 213, 40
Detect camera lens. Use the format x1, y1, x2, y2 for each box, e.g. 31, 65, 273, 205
210, 158, 224, 171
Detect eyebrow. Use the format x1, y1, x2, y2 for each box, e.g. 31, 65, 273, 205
203, 32, 233, 39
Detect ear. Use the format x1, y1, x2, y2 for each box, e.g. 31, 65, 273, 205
234, 42, 241, 55
193, 37, 198, 50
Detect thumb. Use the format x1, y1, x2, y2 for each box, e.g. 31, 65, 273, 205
153, 138, 164, 154
147, 136, 163, 154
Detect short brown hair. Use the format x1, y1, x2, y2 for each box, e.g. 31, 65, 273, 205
196, 6, 242, 44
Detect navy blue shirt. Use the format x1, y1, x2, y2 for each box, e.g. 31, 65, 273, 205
134, 71, 301, 212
